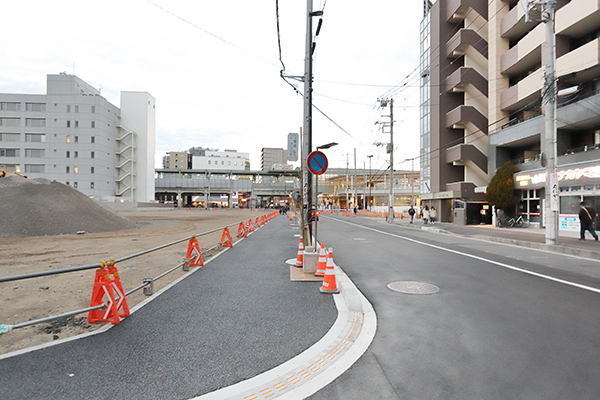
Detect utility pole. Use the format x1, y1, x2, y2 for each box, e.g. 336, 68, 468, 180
345, 154, 349, 209
354, 148, 357, 210
363, 161, 367, 209
377, 98, 394, 223
367, 155, 373, 211
528, 0, 558, 244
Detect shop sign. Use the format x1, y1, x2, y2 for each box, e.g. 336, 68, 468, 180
515, 164, 600, 187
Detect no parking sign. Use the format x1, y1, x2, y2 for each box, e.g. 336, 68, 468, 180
307, 151, 328, 175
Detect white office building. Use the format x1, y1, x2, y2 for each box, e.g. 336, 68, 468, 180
191, 149, 250, 171
0, 73, 155, 202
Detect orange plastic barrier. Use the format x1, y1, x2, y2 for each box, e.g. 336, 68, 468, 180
237, 222, 247, 238
220, 227, 233, 247
88, 260, 130, 324
184, 236, 204, 267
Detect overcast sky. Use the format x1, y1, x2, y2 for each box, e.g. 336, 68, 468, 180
1, 0, 423, 174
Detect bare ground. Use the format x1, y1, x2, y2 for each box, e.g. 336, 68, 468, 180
0, 208, 270, 355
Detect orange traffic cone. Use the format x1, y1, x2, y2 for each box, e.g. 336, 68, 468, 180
288, 214, 292, 221
295, 238, 304, 268
320, 250, 339, 294
315, 243, 327, 276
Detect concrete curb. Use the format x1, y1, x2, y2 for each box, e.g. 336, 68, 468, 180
194, 261, 377, 400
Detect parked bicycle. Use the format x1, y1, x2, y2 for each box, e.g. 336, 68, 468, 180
497, 214, 530, 228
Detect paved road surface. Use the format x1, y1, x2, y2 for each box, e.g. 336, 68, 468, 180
310, 215, 600, 399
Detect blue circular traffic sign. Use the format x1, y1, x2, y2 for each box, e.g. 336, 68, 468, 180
307, 151, 328, 175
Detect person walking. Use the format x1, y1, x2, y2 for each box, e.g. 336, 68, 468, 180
430, 206, 437, 224
408, 205, 416, 223
579, 201, 599, 241
423, 205, 430, 224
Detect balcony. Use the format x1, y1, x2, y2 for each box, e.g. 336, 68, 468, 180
501, 0, 538, 39
556, 0, 600, 37
445, 67, 488, 96
446, 0, 487, 23
446, 144, 488, 173
501, 24, 543, 76
446, 105, 488, 134
446, 29, 488, 59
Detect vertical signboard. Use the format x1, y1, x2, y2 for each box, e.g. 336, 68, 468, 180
288, 132, 299, 162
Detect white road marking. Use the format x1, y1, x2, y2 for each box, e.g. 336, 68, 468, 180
331, 218, 600, 295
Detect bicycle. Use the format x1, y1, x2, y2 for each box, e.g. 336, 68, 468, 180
513, 214, 530, 228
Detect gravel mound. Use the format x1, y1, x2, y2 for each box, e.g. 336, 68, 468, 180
0, 176, 136, 236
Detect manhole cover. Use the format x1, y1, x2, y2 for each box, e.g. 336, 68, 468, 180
387, 281, 440, 295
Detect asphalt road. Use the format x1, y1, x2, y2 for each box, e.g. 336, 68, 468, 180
310, 215, 600, 400
0, 216, 337, 400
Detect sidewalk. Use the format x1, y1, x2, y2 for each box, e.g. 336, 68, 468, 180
392, 217, 600, 260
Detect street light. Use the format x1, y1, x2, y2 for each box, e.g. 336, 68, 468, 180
313, 142, 338, 248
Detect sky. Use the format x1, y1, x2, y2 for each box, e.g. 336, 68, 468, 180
0, 0, 423, 175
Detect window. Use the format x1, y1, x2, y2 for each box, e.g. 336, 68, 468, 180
25, 133, 45, 142
66, 135, 71, 143
74, 105, 79, 113
0, 118, 20, 127
26, 103, 46, 112
91, 121, 95, 128
91, 151, 95, 159
208, 160, 211, 165
1, 133, 20, 142
66, 151, 70, 158
25, 149, 44, 158
66, 105, 71, 112
0, 149, 20, 157
74, 136, 78, 143
74, 151, 78, 158
25, 164, 45, 173
26, 118, 45, 127
0, 164, 19, 173
74, 182, 78, 188
91, 106, 95, 113
66, 120, 71, 128
66, 166, 70, 173
91, 136, 95, 143
1, 102, 20, 111
74, 121, 79, 128
90, 182, 94, 189
91, 166, 95, 174
74, 166, 78, 174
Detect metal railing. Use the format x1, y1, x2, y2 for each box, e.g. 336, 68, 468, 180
0, 213, 276, 337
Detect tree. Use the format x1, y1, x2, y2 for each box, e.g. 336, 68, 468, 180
486, 161, 519, 214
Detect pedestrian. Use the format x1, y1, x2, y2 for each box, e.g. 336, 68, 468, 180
430, 206, 437, 224
353, 205, 357, 216
408, 205, 416, 223
579, 201, 599, 241
423, 205, 430, 224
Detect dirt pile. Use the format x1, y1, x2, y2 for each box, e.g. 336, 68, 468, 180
0, 176, 136, 236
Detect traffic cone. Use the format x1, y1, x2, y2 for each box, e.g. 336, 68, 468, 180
288, 214, 292, 221
184, 236, 204, 268
320, 250, 339, 294
295, 238, 304, 268
315, 243, 327, 276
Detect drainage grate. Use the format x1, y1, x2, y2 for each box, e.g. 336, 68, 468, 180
387, 281, 440, 295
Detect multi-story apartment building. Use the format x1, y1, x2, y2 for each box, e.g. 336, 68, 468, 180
0, 73, 155, 202
420, 0, 490, 223
261, 147, 287, 170
421, 0, 600, 227
489, 0, 600, 229
163, 151, 190, 169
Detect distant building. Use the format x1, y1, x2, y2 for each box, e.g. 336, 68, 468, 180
191, 149, 250, 171
0, 73, 155, 202
163, 151, 189, 169
261, 147, 287, 170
